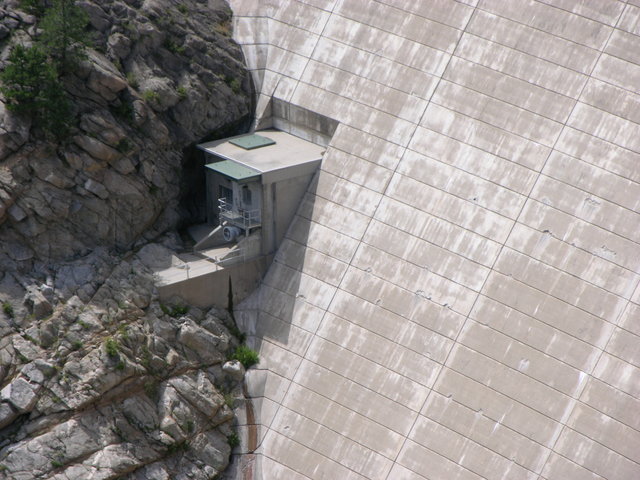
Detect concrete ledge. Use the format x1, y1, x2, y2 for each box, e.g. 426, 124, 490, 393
158, 255, 271, 309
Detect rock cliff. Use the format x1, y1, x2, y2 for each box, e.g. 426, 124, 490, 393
0, 0, 252, 269
0, 245, 247, 479
0, 0, 254, 478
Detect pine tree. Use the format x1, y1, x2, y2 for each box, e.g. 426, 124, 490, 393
0, 45, 71, 139
0, 0, 89, 139
39, 0, 90, 73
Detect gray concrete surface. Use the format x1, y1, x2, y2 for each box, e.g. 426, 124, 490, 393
226, 1, 640, 479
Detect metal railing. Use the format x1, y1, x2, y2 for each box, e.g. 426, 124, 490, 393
218, 198, 261, 231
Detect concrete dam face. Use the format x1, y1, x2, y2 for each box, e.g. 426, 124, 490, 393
228, 1, 640, 479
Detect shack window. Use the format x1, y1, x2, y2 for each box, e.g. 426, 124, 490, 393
219, 185, 232, 203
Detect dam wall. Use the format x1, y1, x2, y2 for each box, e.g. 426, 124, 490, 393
228, 1, 640, 479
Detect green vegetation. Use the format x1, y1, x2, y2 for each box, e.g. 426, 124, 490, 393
143, 379, 159, 399
0, 0, 90, 139
160, 303, 189, 318
142, 89, 159, 103
39, 0, 91, 72
140, 345, 152, 371
183, 419, 195, 433
167, 440, 190, 454
226, 278, 247, 342
0, 45, 71, 138
177, 3, 189, 14
2, 301, 14, 318
104, 337, 119, 357
51, 459, 64, 468
126, 72, 139, 89
224, 76, 241, 94
176, 86, 187, 99
164, 38, 185, 55
71, 340, 83, 351
227, 432, 240, 448
110, 99, 135, 124
19, 0, 47, 16
117, 324, 130, 340
223, 392, 235, 409
230, 345, 259, 369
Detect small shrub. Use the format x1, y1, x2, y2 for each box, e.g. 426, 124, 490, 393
164, 38, 185, 55
183, 419, 195, 433
177, 3, 188, 14
126, 72, 139, 89
51, 459, 64, 468
223, 393, 235, 409
110, 100, 134, 124
143, 380, 158, 399
115, 360, 125, 371
160, 303, 189, 318
116, 138, 133, 153
167, 440, 190, 454
230, 345, 259, 369
140, 345, 152, 371
2, 301, 14, 318
176, 86, 187, 99
143, 89, 159, 103
19, 0, 47, 16
227, 432, 240, 448
105, 337, 119, 357
117, 324, 130, 340
224, 76, 241, 94
71, 340, 83, 351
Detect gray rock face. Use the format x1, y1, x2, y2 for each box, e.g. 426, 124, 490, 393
23, 287, 52, 320
0, 1, 251, 476
0, 377, 41, 413
0, 253, 246, 480
0, 402, 17, 429
0, 0, 252, 268
223, 360, 246, 382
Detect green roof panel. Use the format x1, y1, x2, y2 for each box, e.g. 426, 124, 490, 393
205, 160, 261, 182
229, 134, 276, 150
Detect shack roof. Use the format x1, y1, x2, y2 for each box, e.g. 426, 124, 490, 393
204, 160, 261, 183
198, 130, 324, 184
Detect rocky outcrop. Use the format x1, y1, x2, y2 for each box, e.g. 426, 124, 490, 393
0, 0, 252, 269
0, 2, 254, 477
0, 246, 246, 480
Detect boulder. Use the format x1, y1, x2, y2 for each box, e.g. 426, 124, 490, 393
74, 135, 121, 163
0, 377, 41, 413
222, 360, 245, 382
177, 320, 226, 364
24, 286, 53, 319
84, 178, 109, 200
0, 103, 30, 161
0, 401, 18, 428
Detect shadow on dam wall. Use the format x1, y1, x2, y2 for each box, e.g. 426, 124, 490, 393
229, 176, 319, 476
